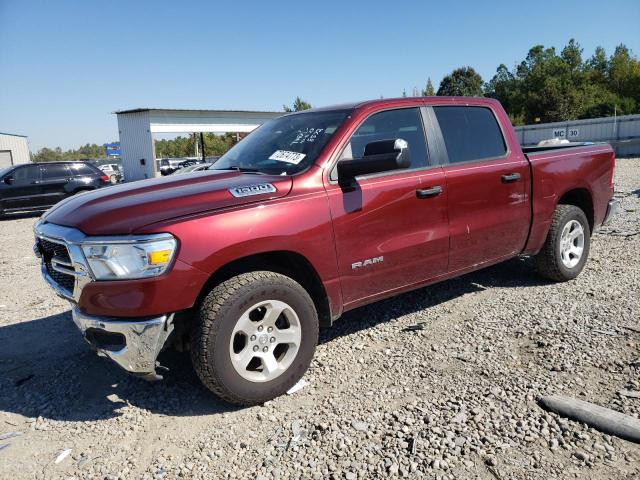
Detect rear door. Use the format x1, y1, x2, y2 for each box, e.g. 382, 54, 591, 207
40, 163, 72, 206
1, 164, 42, 210
432, 105, 530, 272
326, 106, 449, 307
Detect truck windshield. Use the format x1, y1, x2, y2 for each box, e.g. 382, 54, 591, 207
212, 110, 351, 175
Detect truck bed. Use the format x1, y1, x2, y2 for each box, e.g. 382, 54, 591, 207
523, 143, 615, 255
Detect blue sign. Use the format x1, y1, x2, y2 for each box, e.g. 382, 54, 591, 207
106, 143, 121, 157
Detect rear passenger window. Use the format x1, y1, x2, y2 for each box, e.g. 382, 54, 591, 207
434, 106, 506, 164
68, 163, 96, 176
42, 164, 70, 179
339, 108, 428, 170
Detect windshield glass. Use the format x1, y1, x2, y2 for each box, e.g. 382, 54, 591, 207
0, 167, 12, 178
213, 109, 351, 175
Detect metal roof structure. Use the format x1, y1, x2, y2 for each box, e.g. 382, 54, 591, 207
0, 132, 28, 138
115, 108, 283, 181
114, 107, 282, 115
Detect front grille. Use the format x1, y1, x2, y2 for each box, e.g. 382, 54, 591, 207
39, 238, 75, 293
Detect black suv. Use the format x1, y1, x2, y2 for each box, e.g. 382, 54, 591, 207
0, 162, 110, 216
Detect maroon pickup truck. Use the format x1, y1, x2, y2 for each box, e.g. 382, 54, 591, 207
34, 97, 619, 405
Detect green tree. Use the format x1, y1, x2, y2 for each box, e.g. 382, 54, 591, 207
484, 40, 640, 123
32, 143, 113, 162
283, 97, 312, 112
437, 67, 484, 96
421, 78, 435, 96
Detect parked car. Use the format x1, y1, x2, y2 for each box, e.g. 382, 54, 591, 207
98, 163, 122, 183
177, 159, 204, 169
34, 97, 619, 406
1, 161, 109, 216
158, 158, 182, 175
171, 163, 213, 174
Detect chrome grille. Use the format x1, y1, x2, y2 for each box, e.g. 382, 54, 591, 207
39, 238, 75, 293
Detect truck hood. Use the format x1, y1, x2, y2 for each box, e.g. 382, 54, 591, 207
42, 170, 293, 235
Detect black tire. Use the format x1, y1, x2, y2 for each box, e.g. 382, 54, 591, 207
536, 204, 591, 282
191, 271, 318, 406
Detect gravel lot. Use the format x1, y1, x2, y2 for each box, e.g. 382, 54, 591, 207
0, 159, 639, 480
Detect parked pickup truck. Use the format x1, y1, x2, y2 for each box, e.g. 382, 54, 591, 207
34, 97, 620, 405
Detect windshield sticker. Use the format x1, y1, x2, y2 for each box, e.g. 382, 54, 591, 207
291, 128, 324, 145
269, 150, 306, 164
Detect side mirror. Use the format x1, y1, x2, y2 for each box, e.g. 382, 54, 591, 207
3, 176, 14, 185
337, 139, 411, 187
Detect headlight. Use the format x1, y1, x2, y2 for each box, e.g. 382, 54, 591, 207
81, 236, 177, 280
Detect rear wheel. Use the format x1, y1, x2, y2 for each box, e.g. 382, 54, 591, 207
191, 271, 318, 405
535, 204, 591, 281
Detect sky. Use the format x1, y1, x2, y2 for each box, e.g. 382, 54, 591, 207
1, 0, 639, 152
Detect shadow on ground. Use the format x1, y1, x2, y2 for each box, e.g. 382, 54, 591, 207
0, 257, 547, 422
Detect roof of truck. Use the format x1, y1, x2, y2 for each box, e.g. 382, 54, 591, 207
297, 96, 499, 114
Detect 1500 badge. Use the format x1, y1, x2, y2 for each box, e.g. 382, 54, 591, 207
352, 256, 384, 270
229, 183, 277, 198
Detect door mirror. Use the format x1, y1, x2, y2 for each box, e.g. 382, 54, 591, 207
3, 176, 13, 185
337, 139, 411, 186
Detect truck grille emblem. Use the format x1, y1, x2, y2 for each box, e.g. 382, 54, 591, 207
229, 183, 277, 198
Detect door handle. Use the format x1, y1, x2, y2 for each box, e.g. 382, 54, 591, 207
501, 173, 521, 183
416, 186, 443, 199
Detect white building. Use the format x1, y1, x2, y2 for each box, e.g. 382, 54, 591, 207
0, 132, 30, 167
115, 108, 282, 182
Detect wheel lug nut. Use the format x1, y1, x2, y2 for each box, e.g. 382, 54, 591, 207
257, 326, 263, 332
263, 346, 268, 352
267, 327, 273, 332
253, 346, 259, 352
270, 337, 276, 343
250, 335, 256, 341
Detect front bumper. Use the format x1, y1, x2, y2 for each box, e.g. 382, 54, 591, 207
71, 306, 174, 380
602, 198, 621, 225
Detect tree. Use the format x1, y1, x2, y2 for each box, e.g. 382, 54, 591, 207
422, 78, 435, 96
32, 143, 114, 162
283, 97, 312, 112
487, 40, 640, 123
437, 67, 484, 96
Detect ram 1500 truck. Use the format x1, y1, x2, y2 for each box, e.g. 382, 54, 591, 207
34, 97, 620, 405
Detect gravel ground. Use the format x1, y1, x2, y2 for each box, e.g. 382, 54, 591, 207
0, 158, 639, 480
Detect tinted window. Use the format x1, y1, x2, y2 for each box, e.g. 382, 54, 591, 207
42, 164, 70, 179
434, 106, 506, 164
68, 163, 97, 176
340, 108, 428, 169
12, 165, 40, 185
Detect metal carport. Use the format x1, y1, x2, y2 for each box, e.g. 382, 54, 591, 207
115, 108, 282, 182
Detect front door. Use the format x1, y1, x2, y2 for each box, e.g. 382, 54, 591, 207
1, 164, 42, 211
432, 105, 531, 272
326, 107, 449, 307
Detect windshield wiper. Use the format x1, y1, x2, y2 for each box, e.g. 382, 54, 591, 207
212, 166, 264, 174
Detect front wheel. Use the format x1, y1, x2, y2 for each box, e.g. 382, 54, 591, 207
535, 204, 591, 281
191, 271, 318, 406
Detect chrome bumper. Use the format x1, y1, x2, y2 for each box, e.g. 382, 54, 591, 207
71, 307, 174, 380
602, 198, 621, 225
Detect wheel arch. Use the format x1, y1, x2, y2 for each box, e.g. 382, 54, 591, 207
557, 188, 594, 233
196, 250, 332, 328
